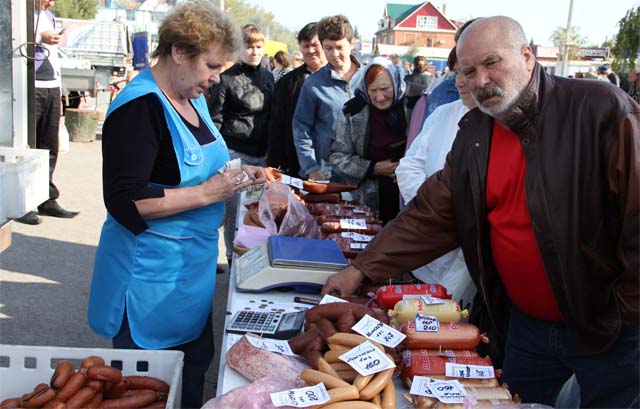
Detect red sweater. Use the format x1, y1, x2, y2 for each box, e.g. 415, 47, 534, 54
486, 123, 563, 321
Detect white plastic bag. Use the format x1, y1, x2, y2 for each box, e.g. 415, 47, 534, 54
258, 182, 320, 238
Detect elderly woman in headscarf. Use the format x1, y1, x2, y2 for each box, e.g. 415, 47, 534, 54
329, 56, 407, 223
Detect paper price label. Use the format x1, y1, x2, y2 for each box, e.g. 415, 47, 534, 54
415, 314, 440, 332
445, 362, 495, 379
340, 232, 374, 242
350, 243, 367, 250
352, 209, 368, 214
338, 340, 395, 376
352, 314, 406, 347
270, 383, 330, 407
281, 174, 304, 190
339, 218, 367, 230
245, 335, 295, 356
421, 294, 446, 305
430, 380, 467, 403
318, 294, 348, 305
409, 376, 437, 397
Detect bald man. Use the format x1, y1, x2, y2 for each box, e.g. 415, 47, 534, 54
321, 16, 639, 406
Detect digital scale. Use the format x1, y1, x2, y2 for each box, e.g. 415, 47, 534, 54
235, 236, 348, 293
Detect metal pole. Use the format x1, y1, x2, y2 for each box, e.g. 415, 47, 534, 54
561, 0, 575, 77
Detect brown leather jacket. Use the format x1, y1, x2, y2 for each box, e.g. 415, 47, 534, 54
353, 64, 640, 354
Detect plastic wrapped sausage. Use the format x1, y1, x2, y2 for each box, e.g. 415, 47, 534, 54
400, 321, 481, 350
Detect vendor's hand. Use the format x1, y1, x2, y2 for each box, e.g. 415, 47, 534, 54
373, 160, 399, 179
241, 164, 268, 185
200, 168, 249, 203
40, 31, 62, 45
308, 170, 329, 181
321, 265, 365, 297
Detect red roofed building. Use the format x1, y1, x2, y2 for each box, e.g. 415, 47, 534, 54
376, 2, 459, 48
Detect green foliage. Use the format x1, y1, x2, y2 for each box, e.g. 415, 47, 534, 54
51, 0, 99, 20
354, 25, 361, 41
550, 26, 587, 60
612, 5, 640, 73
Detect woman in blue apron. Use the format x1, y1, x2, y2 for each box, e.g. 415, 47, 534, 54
87, 3, 266, 407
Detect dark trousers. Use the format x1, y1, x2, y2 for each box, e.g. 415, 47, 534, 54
34, 87, 61, 202
112, 310, 215, 408
502, 307, 639, 408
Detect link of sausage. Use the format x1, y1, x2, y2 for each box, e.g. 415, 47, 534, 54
21, 383, 56, 408
80, 356, 105, 371
86, 379, 104, 393
86, 365, 123, 384
125, 376, 170, 393
50, 360, 75, 389
43, 399, 66, 409
101, 389, 159, 409
103, 379, 128, 399
86, 393, 103, 409
65, 387, 96, 409
56, 372, 85, 401
0, 397, 22, 409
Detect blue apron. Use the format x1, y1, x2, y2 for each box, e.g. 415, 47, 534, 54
88, 69, 229, 349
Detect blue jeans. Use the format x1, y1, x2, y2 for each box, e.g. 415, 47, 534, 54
113, 310, 214, 408
502, 307, 639, 408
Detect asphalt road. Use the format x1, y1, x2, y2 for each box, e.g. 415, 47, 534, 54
0, 137, 230, 404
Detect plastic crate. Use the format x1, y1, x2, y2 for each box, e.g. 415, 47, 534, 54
0, 345, 184, 408
0, 148, 49, 219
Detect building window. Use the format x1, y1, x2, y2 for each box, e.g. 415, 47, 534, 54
417, 16, 438, 30
426, 38, 433, 47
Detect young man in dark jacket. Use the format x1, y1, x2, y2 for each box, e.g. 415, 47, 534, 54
209, 24, 274, 264
322, 16, 639, 408
266, 22, 327, 176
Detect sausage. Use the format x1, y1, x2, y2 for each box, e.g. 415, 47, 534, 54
391, 299, 468, 325
359, 368, 394, 400
0, 397, 22, 409
85, 380, 104, 393
316, 318, 337, 341
375, 283, 451, 309
335, 311, 356, 334
324, 349, 346, 364
317, 357, 341, 379
428, 375, 500, 387
401, 321, 481, 350
336, 369, 357, 382
299, 369, 351, 389
56, 372, 86, 401
43, 399, 66, 409
125, 376, 170, 393
423, 349, 480, 358
328, 362, 352, 372
320, 401, 380, 409
352, 373, 374, 391
86, 365, 123, 384
103, 379, 128, 399
327, 343, 350, 352
140, 402, 168, 409
321, 221, 382, 235
85, 392, 103, 409
316, 215, 377, 224
80, 356, 105, 371
51, 360, 75, 389
305, 348, 323, 371
311, 385, 359, 407
101, 389, 159, 409
304, 193, 341, 203
370, 393, 381, 406
21, 383, 56, 408
399, 350, 493, 383
327, 333, 384, 352
65, 387, 96, 409
288, 328, 321, 355
380, 378, 395, 409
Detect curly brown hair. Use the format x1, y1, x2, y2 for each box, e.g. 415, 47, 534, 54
151, 0, 242, 61
317, 15, 354, 43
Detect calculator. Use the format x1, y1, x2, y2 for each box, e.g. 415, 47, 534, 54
226, 309, 307, 339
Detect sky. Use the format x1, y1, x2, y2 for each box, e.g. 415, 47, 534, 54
247, 0, 638, 47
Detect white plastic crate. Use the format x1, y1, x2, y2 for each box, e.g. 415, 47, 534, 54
0, 345, 184, 409
0, 148, 49, 218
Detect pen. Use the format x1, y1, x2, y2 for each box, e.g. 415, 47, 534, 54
294, 296, 320, 305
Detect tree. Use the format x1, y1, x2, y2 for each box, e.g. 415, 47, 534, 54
549, 26, 587, 60
354, 25, 361, 41
612, 5, 640, 73
51, 0, 99, 20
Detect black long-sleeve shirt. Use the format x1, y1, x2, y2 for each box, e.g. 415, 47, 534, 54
102, 93, 215, 234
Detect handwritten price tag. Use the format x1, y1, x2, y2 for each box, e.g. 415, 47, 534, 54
445, 362, 495, 379
340, 232, 374, 242
270, 383, 330, 407
338, 340, 395, 376
318, 294, 348, 305
352, 314, 406, 347
421, 295, 446, 305
415, 314, 440, 332
349, 243, 367, 250
339, 218, 367, 230
409, 376, 437, 397
281, 174, 304, 190
430, 380, 467, 403
245, 335, 295, 356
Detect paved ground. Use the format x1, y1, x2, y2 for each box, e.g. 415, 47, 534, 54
0, 137, 229, 404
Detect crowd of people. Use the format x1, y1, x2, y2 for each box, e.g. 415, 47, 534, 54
26, 0, 638, 407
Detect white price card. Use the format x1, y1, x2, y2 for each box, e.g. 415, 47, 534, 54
415, 314, 440, 332
352, 314, 406, 347
352, 209, 368, 214
409, 376, 437, 397
270, 383, 330, 407
429, 380, 467, 404
338, 340, 395, 376
245, 335, 295, 356
340, 232, 374, 242
281, 174, 304, 190
318, 294, 348, 305
349, 242, 367, 250
339, 218, 367, 230
445, 362, 495, 379
421, 294, 446, 305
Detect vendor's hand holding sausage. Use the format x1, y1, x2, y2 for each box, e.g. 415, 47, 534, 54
321, 265, 366, 297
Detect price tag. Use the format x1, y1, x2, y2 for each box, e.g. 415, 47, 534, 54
429, 380, 467, 404
339, 218, 367, 230
338, 340, 395, 376
445, 362, 495, 379
409, 376, 437, 397
351, 314, 406, 347
270, 383, 330, 407
421, 294, 446, 305
415, 314, 440, 332
341, 232, 373, 242
245, 335, 295, 356
318, 294, 348, 305
349, 243, 367, 250
281, 174, 304, 190
352, 209, 368, 214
